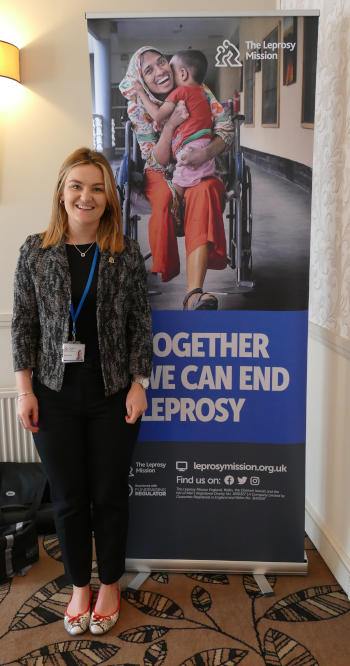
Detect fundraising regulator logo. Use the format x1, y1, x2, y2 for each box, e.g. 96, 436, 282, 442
215, 40, 242, 67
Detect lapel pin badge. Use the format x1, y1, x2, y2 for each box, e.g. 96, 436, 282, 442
109, 256, 115, 264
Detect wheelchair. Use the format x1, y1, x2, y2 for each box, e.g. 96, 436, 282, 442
224, 111, 254, 288
116, 105, 254, 289
116, 122, 152, 262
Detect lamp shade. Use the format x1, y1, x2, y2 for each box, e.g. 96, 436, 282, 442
0, 40, 20, 82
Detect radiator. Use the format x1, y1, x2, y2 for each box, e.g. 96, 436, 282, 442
0, 391, 40, 462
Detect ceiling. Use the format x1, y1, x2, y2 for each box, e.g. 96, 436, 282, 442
88, 16, 241, 54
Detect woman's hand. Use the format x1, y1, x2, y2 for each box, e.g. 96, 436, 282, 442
167, 100, 189, 129
17, 394, 39, 434
177, 135, 227, 169
125, 382, 147, 424
177, 144, 208, 169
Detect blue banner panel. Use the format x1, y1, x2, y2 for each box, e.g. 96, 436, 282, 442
139, 311, 308, 444
127, 310, 307, 564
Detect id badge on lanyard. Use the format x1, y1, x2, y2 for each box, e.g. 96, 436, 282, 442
62, 244, 98, 364
62, 342, 85, 363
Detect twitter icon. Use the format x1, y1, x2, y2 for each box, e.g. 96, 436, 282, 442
237, 476, 248, 485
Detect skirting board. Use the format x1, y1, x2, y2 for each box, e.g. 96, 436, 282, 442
125, 556, 308, 576
306, 501, 350, 600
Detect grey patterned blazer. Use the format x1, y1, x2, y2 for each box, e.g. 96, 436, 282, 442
12, 234, 153, 396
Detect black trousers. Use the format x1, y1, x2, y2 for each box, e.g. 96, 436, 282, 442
33, 363, 140, 587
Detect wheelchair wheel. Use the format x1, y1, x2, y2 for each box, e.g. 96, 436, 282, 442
227, 159, 254, 287
240, 162, 253, 283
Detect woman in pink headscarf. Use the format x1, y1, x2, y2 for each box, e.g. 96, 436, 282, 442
120, 47, 233, 310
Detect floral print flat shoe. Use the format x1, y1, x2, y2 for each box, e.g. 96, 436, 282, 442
89, 583, 120, 635
64, 588, 93, 636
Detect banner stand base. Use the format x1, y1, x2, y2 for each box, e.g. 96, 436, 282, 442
126, 552, 308, 576
253, 574, 275, 596
128, 572, 151, 590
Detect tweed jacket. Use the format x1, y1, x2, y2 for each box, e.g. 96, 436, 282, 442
12, 234, 153, 396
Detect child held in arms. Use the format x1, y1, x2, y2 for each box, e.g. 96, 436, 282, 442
135, 49, 216, 199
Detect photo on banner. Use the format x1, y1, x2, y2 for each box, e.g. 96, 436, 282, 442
86, 13, 319, 570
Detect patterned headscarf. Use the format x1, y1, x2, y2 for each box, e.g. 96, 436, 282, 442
119, 45, 163, 104
119, 46, 165, 171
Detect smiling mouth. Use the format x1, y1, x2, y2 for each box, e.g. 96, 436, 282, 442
76, 204, 94, 210
156, 75, 170, 85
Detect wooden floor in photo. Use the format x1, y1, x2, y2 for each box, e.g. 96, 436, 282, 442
0, 535, 349, 665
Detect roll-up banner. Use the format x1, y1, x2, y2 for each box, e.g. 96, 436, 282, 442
86, 12, 319, 573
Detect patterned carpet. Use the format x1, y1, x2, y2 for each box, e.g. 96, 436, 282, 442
0, 535, 350, 665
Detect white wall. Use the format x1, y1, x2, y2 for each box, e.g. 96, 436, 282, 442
281, 0, 350, 597
240, 16, 314, 167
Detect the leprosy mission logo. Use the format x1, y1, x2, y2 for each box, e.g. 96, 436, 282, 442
215, 40, 242, 67
245, 39, 296, 61
216, 38, 297, 66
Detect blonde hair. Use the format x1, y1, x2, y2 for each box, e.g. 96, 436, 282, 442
41, 147, 124, 254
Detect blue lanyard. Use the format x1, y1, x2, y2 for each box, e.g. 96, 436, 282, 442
70, 244, 99, 341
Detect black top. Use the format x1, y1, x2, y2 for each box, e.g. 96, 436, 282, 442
66, 243, 100, 363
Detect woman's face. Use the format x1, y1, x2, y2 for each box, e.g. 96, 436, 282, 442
140, 51, 174, 96
62, 164, 107, 232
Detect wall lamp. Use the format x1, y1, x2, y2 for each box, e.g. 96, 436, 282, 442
0, 40, 20, 83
